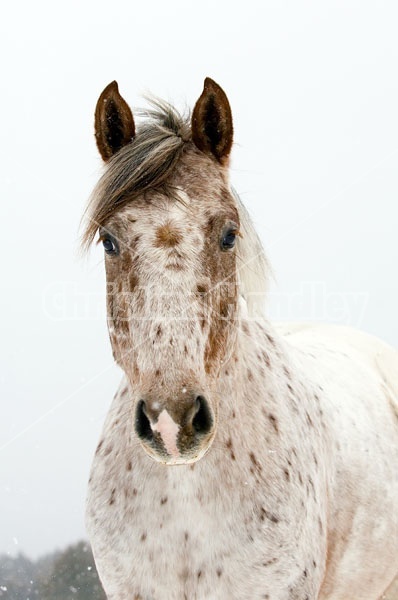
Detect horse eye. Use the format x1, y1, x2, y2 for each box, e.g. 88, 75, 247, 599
221, 227, 237, 251
102, 235, 119, 255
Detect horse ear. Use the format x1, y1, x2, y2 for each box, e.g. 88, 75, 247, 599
191, 78, 233, 165
94, 81, 135, 161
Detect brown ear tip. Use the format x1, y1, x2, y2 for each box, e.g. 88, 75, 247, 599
204, 77, 218, 90
100, 80, 119, 98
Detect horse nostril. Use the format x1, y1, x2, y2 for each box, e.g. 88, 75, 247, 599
135, 400, 153, 442
192, 396, 213, 435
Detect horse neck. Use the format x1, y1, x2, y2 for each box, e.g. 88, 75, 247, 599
219, 313, 288, 400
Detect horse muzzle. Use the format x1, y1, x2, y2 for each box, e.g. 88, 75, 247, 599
134, 392, 215, 465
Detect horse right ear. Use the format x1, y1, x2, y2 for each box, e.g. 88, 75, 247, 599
94, 81, 135, 161
191, 78, 233, 165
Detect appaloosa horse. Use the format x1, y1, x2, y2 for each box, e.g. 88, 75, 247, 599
84, 78, 398, 599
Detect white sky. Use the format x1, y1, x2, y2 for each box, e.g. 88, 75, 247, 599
1, 0, 397, 559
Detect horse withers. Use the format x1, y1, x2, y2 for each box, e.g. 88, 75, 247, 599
84, 78, 398, 599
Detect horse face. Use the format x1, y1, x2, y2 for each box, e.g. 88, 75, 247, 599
87, 78, 238, 464
101, 153, 240, 464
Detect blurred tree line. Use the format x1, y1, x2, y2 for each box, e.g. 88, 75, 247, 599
0, 540, 106, 599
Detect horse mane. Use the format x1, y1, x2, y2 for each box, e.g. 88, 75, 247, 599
81, 97, 269, 318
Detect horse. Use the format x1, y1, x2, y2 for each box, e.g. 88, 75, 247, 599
83, 78, 398, 599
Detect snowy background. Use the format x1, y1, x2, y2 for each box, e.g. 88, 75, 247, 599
1, 0, 397, 559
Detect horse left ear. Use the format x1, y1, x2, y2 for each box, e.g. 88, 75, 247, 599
94, 81, 135, 161
191, 78, 233, 165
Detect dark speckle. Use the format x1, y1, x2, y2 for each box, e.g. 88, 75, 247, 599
160, 496, 168, 505
141, 532, 147, 542
260, 507, 279, 524
249, 452, 262, 472
226, 438, 236, 460
268, 414, 279, 434
263, 557, 277, 567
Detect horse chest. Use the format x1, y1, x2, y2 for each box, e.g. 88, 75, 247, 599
88, 444, 322, 599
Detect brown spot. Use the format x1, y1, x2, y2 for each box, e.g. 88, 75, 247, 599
141, 532, 147, 542
197, 570, 202, 579
196, 284, 208, 296
216, 568, 223, 577
160, 496, 168, 505
156, 325, 162, 338
104, 445, 113, 456
219, 299, 229, 319
184, 532, 189, 541
129, 273, 139, 291
264, 509, 279, 524
109, 488, 116, 505
268, 414, 279, 434
263, 558, 278, 567
259, 507, 279, 523
155, 222, 183, 248
249, 452, 262, 472
226, 438, 236, 460
259, 350, 271, 369
306, 411, 314, 427
283, 468, 290, 482
127, 461, 132, 471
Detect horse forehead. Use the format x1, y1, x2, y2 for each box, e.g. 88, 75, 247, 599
118, 190, 210, 231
